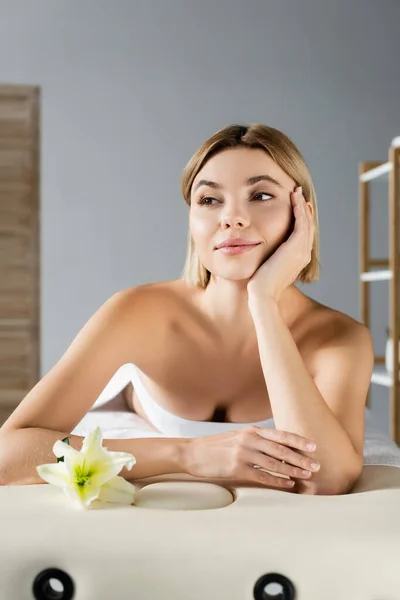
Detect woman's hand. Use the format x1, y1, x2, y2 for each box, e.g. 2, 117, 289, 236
184, 426, 320, 490
247, 186, 315, 305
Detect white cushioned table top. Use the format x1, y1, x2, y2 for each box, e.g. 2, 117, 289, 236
2, 396, 400, 599
1, 465, 400, 599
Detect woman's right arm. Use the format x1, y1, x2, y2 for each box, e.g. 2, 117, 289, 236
0, 286, 319, 491
0, 287, 190, 486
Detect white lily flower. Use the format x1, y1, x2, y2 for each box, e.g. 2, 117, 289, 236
36, 426, 137, 509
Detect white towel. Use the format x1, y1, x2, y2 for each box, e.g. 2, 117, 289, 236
91, 363, 135, 410
363, 407, 400, 467
71, 394, 400, 468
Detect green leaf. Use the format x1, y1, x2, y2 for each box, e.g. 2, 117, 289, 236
56, 437, 71, 463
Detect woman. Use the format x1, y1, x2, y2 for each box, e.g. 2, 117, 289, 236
0, 124, 374, 495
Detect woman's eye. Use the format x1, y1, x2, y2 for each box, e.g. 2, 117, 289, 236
252, 192, 273, 201
197, 196, 217, 206
197, 191, 273, 206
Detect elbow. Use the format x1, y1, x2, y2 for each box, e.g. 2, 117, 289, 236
0, 470, 6, 487
298, 459, 364, 496
0, 461, 45, 486
338, 459, 364, 495
0, 430, 40, 487
0, 443, 9, 485
0, 461, 14, 486
0, 463, 14, 487
0, 433, 14, 486
298, 480, 350, 496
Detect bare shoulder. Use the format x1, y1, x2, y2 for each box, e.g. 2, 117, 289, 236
308, 299, 374, 355
119, 279, 189, 314
0, 282, 181, 436
126, 283, 373, 347
118, 279, 192, 337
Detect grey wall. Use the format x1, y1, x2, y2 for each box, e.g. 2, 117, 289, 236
0, 0, 399, 433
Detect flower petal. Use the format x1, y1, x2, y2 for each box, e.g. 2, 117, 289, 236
106, 451, 137, 471
81, 426, 103, 455
86, 452, 136, 481
63, 453, 87, 478
36, 463, 70, 487
83, 429, 136, 469
87, 462, 123, 488
85, 450, 137, 484
84, 446, 112, 468
64, 482, 101, 509
76, 426, 137, 467
96, 476, 136, 505
53, 440, 82, 461
87, 453, 136, 486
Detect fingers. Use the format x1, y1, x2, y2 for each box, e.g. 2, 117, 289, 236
292, 187, 306, 219
242, 464, 296, 489
293, 187, 315, 238
245, 449, 316, 481
249, 428, 321, 474
290, 189, 314, 264
252, 426, 317, 453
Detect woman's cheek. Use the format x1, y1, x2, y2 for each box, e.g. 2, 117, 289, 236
190, 219, 215, 252
263, 208, 294, 243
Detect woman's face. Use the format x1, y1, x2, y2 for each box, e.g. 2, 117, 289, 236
189, 146, 297, 282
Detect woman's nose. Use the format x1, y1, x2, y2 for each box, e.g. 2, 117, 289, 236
221, 213, 250, 228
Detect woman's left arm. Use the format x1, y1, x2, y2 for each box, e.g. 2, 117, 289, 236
246, 187, 374, 495
249, 297, 374, 496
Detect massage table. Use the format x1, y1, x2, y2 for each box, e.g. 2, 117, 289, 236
1, 397, 400, 599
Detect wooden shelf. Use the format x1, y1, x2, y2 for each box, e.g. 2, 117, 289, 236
359, 145, 400, 445
371, 366, 400, 387
360, 269, 392, 281
359, 162, 392, 182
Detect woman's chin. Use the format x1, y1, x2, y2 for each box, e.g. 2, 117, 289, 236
213, 266, 260, 282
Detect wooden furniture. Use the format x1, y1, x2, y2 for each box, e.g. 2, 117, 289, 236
0, 85, 40, 412
359, 139, 400, 445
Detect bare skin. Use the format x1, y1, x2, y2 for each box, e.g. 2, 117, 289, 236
119, 279, 348, 430
0, 145, 366, 492
118, 146, 355, 431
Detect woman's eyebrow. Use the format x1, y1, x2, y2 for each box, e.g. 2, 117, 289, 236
246, 175, 284, 188
193, 174, 284, 192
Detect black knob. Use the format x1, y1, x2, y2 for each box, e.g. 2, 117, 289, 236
32, 568, 75, 600
253, 572, 296, 600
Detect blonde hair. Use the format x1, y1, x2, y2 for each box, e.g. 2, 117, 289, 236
180, 123, 320, 288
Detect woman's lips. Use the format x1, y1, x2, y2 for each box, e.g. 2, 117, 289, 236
217, 243, 261, 255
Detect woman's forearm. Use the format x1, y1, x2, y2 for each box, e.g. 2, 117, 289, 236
0, 427, 191, 486
249, 296, 362, 495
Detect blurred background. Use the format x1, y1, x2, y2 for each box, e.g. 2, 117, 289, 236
0, 0, 399, 434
